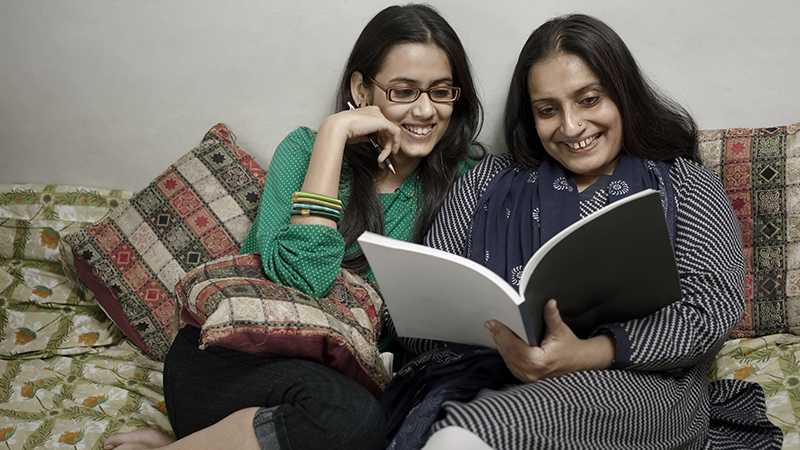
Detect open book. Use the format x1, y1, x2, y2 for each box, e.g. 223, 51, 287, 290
357, 189, 681, 348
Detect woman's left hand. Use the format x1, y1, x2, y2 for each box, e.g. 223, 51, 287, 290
486, 299, 616, 383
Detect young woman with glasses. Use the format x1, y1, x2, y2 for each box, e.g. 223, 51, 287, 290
103, 4, 484, 450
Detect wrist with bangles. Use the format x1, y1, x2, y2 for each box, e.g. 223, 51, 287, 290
291, 191, 343, 223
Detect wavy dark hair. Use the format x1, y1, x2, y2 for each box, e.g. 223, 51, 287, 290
504, 14, 698, 167
334, 3, 485, 271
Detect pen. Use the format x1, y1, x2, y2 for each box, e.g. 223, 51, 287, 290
347, 102, 396, 174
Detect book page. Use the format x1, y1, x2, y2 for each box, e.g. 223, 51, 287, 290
358, 232, 530, 348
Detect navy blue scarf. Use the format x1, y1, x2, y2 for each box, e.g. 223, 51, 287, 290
467, 153, 676, 289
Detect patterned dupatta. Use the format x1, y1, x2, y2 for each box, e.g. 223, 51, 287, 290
467, 153, 676, 289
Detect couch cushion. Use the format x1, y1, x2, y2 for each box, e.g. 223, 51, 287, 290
176, 253, 390, 397
697, 122, 799, 337
61, 124, 267, 360
0, 184, 133, 358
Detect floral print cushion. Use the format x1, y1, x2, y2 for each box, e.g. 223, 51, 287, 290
710, 334, 800, 448
0, 184, 171, 448
0, 340, 171, 449
0, 184, 133, 358
0, 184, 132, 263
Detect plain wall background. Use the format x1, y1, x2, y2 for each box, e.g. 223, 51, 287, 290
1, 0, 798, 192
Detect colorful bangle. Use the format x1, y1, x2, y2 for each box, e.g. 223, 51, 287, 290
291, 196, 343, 211
293, 191, 342, 207
290, 209, 341, 223
292, 203, 341, 216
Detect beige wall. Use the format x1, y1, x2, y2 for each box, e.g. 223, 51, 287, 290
1, 0, 798, 191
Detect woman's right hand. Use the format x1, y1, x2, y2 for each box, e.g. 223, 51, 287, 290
321, 105, 402, 167
486, 299, 616, 383
293, 106, 401, 228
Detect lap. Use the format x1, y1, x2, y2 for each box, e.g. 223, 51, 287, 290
164, 325, 384, 441
433, 368, 709, 450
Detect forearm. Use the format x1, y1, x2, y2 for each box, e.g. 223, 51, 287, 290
292, 118, 347, 228
578, 333, 616, 371
612, 161, 745, 371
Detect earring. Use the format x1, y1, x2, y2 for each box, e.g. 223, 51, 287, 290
578, 122, 583, 126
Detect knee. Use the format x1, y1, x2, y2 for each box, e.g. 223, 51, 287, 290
338, 390, 385, 450
283, 384, 386, 450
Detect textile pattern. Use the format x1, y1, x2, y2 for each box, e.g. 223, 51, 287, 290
0, 184, 171, 449
175, 253, 390, 397
697, 123, 800, 337
61, 124, 267, 361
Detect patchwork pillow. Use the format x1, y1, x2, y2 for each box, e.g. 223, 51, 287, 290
176, 253, 390, 398
697, 122, 800, 337
61, 124, 267, 361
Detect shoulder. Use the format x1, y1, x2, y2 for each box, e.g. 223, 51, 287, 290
668, 157, 736, 221
467, 152, 515, 177
280, 126, 317, 150
270, 127, 316, 166
466, 152, 516, 192
669, 157, 726, 193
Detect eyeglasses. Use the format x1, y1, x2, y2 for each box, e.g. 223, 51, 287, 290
368, 77, 460, 103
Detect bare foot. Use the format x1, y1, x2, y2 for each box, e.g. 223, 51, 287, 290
103, 428, 176, 450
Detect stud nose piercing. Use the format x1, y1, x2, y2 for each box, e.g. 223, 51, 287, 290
578, 122, 583, 126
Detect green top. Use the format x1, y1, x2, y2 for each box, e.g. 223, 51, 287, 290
241, 126, 479, 298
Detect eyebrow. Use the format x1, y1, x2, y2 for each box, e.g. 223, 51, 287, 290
386, 76, 455, 86
530, 82, 604, 104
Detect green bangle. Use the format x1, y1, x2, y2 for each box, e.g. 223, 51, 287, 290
290, 209, 341, 223
293, 191, 343, 207
292, 203, 342, 216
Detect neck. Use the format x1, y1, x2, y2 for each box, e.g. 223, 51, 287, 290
375, 156, 421, 193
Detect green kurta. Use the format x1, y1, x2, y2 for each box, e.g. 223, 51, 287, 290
241, 126, 477, 298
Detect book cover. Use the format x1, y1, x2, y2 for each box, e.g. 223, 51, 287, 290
358, 189, 681, 348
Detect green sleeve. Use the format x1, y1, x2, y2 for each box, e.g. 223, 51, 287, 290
240, 127, 347, 298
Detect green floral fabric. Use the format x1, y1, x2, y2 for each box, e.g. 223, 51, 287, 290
710, 334, 800, 448
0, 184, 171, 448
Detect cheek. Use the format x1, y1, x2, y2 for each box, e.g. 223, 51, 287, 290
438, 105, 454, 123
534, 121, 551, 145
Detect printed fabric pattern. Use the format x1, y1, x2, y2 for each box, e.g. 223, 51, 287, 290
175, 253, 390, 397
697, 123, 800, 338
61, 124, 267, 361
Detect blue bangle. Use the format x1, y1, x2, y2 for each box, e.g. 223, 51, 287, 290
290, 209, 340, 223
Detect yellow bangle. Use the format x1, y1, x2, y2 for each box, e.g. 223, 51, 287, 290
292, 191, 342, 207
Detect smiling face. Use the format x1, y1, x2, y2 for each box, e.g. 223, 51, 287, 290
528, 53, 624, 190
354, 43, 455, 165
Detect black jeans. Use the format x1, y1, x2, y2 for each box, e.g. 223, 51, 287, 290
163, 325, 385, 450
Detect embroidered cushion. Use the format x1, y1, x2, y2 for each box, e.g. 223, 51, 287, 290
697, 122, 800, 337
176, 253, 390, 397
61, 124, 267, 360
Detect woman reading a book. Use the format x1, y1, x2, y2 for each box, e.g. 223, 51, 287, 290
380, 14, 782, 450
104, 4, 484, 450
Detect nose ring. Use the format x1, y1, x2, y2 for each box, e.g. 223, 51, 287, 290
578, 122, 583, 126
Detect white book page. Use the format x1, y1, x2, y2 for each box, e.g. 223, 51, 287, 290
358, 232, 529, 348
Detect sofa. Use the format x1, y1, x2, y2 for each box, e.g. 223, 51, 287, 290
0, 121, 797, 449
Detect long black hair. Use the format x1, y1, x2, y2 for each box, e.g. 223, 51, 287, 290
334, 3, 485, 271
504, 14, 698, 167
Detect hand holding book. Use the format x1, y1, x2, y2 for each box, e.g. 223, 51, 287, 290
486, 299, 616, 382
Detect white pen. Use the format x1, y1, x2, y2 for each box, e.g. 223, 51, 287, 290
347, 101, 396, 175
